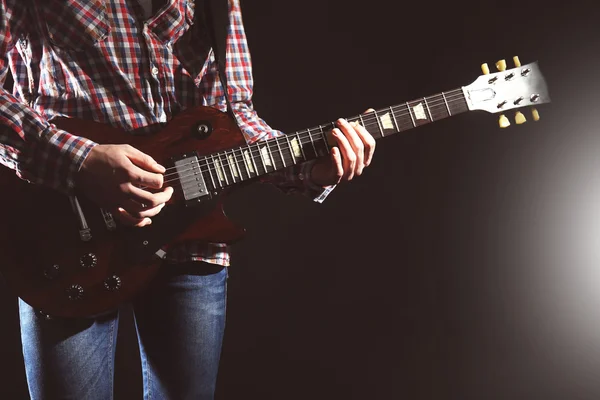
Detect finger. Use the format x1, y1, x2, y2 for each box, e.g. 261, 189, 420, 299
351, 120, 376, 167
114, 207, 152, 228
126, 185, 174, 208
332, 128, 356, 181
127, 164, 164, 189
124, 145, 166, 174
336, 118, 364, 175
121, 200, 166, 219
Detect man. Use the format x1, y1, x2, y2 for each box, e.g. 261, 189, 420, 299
0, 0, 375, 398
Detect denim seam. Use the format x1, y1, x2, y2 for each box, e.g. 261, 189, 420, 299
108, 318, 116, 400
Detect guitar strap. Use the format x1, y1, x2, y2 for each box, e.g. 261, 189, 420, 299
201, 0, 238, 125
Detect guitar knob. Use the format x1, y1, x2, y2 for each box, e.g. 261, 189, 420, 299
496, 59, 507, 72
499, 114, 510, 128
66, 284, 84, 301
104, 275, 122, 292
513, 56, 521, 67
531, 107, 540, 121
481, 63, 490, 75
515, 111, 527, 125
80, 253, 98, 268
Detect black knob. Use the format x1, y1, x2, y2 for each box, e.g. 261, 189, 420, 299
66, 284, 84, 301
104, 275, 122, 292
80, 253, 98, 268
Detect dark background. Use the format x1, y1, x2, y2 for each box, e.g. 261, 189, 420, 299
3, 1, 600, 399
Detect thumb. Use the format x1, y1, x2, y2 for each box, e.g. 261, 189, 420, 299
330, 147, 343, 184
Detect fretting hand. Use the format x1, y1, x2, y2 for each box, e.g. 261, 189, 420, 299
310, 109, 376, 187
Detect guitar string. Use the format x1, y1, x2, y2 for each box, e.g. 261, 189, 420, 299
158, 108, 473, 190
155, 93, 470, 188
142, 89, 470, 188
162, 90, 466, 175
160, 88, 466, 180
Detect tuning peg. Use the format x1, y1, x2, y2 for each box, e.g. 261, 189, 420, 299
481, 63, 490, 75
531, 107, 540, 121
499, 114, 511, 128
496, 59, 507, 71
513, 56, 521, 67
515, 111, 527, 124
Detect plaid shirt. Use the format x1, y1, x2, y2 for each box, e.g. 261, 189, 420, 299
0, 0, 333, 266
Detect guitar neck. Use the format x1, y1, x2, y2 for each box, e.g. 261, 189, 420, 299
201, 88, 468, 188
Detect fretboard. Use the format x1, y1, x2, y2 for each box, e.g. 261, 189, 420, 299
197, 88, 468, 190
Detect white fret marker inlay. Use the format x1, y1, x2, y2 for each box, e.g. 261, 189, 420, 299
227, 154, 240, 178
379, 112, 394, 130
412, 103, 427, 120
260, 146, 273, 167
214, 159, 225, 182
290, 137, 302, 159
243, 150, 255, 173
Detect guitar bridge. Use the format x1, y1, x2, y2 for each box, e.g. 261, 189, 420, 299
173, 154, 211, 205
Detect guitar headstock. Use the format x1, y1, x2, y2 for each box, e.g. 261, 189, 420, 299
463, 56, 550, 128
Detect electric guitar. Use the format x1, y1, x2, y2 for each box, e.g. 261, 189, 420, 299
0, 57, 551, 318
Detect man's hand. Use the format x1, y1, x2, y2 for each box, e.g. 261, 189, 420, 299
310, 110, 376, 187
76, 144, 173, 227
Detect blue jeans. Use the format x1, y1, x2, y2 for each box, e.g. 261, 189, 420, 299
18, 262, 228, 400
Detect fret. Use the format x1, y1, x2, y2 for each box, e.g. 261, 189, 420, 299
261, 142, 275, 173
238, 147, 251, 180
293, 132, 307, 162
406, 100, 430, 127
246, 145, 259, 177
274, 137, 287, 168
255, 142, 268, 174
423, 97, 434, 122
358, 114, 367, 134
431, 93, 451, 120
373, 109, 385, 138
375, 108, 396, 137
389, 106, 400, 133
265, 141, 277, 171
285, 135, 298, 164
320, 125, 331, 154
226, 150, 241, 181
218, 153, 231, 185
441, 91, 452, 116
223, 151, 237, 183
203, 156, 218, 190
233, 149, 245, 181
269, 140, 285, 170
406, 102, 416, 127
448, 90, 468, 115
233, 148, 247, 181
238, 149, 249, 180
307, 127, 319, 159
211, 154, 226, 185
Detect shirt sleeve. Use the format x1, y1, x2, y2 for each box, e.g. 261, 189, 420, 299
198, 0, 334, 203
0, 1, 96, 194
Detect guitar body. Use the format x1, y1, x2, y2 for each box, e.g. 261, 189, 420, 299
0, 106, 246, 318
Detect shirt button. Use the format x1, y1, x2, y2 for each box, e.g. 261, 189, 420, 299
151, 66, 159, 76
